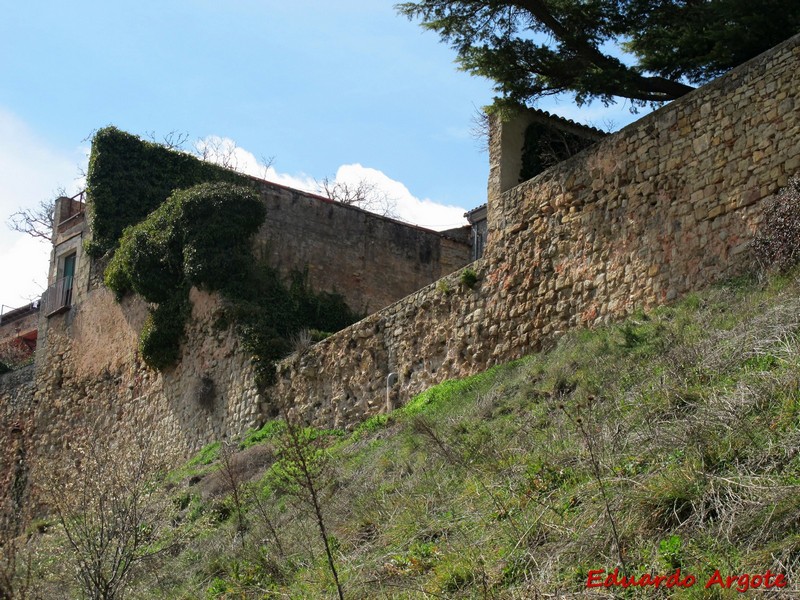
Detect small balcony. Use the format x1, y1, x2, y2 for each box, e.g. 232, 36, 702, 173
42, 276, 74, 317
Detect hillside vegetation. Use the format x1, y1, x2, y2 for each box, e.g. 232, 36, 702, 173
16, 271, 800, 599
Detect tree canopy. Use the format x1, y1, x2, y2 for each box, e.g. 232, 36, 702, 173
397, 0, 800, 108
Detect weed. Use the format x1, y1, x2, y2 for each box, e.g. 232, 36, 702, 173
188, 441, 221, 467
460, 267, 479, 289
239, 420, 285, 450
26, 270, 800, 598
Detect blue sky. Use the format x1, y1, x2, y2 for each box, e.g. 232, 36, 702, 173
0, 0, 648, 309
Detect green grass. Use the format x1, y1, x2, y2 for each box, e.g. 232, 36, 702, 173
21, 272, 800, 598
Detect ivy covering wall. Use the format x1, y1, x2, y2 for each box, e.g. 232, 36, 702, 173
89, 128, 358, 382
85, 127, 249, 257
105, 182, 266, 368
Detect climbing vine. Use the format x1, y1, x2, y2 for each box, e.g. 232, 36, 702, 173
105, 183, 267, 369
85, 126, 248, 257
93, 132, 360, 382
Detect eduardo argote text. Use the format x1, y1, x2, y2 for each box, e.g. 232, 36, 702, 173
587, 568, 787, 593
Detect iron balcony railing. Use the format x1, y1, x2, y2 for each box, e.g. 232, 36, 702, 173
42, 276, 74, 316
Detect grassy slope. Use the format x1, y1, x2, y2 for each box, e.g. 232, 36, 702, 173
30, 274, 800, 598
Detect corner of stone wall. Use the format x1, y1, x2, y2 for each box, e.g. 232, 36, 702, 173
486, 110, 529, 240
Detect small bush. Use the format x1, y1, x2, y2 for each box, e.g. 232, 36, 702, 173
752, 176, 800, 272
290, 328, 314, 355
460, 267, 478, 289
436, 279, 452, 295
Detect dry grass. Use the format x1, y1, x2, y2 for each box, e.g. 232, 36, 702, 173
16, 272, 800, 598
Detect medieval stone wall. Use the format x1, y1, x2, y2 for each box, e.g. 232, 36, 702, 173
254, 181, 471, 313
0, 365, 35, 524
31, 286, 261, 453
0, 285, 268, 520
0, 158, 473, 508
273, 33, 800, 427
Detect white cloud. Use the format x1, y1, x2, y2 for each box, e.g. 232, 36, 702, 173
0, 235, 51, 308
332, 163, 468, 230
195, 135, 468, 231
0, 107, 84, 309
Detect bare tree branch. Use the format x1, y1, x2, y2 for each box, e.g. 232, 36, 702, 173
145, 130, 190, 151
45, 431, 182, 600
6, 191, 60, 241
318, 177, 399, 219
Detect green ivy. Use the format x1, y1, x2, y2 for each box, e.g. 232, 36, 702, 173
95, 133, 360, 379
86, 126, 250, 257
225, 266, 360, 386
138, 291, 191, 370
105, 182, 265, 369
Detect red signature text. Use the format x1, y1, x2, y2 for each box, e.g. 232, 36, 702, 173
586, 568, 787, 592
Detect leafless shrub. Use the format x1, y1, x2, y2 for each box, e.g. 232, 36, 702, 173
752, 176, 800, 273
144, 130, 190, 151
193, 137, 241, 171
44, 433, 180, 600
319, 177, 398, 219
218, 442, 249, 550
0, 514, 33, 600
557, 402, 627, 576
212, 441, 284, 558
6, 192, 58, 241
290, 329, 314, 356
0, 420, 34, 600
470, 106, 490, 153
198, 445, 273, 501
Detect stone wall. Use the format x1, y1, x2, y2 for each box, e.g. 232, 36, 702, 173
273, 33, 800, 428
253, 180, 471, 313
32, 286, 262, 456
13, 162, 472, 476
0, 284, 267, 526
1, 34, 798, 517
0, 365, 35, 526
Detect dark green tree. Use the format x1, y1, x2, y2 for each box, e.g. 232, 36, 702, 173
397, 0, 799, 108
623, 0, 800, 83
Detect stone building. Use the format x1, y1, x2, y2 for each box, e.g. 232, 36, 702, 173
0, 302, 39, 366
